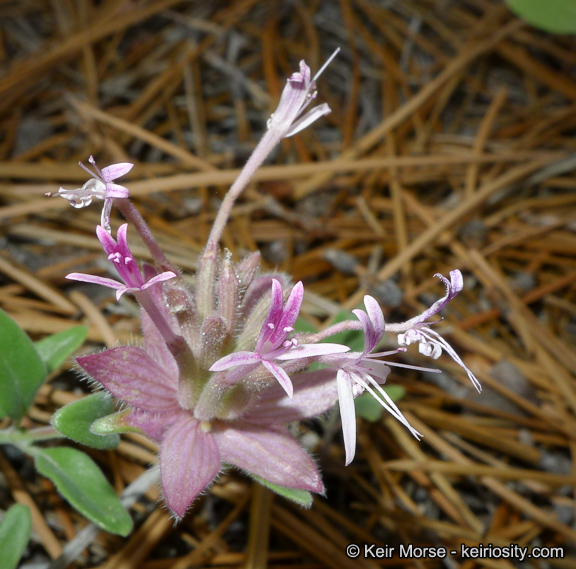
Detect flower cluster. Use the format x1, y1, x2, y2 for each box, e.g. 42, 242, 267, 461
54, 54, 481, 520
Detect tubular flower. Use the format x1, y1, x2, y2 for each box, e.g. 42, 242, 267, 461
389, 270, 482, 392
267, 48, 339, 138
47, 156, 133, 231
209, 279, 349, 398
66, 224, 176, 300
323, 296, 424, 465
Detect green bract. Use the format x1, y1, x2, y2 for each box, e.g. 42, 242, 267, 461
251, 474, 313, 508
34, 447, 133, 536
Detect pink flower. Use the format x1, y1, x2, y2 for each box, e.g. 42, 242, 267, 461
324, 296, 424, 465
79, 297, 338, 519
267, 49, 339, 138
66, 224, 176, 300
209, 279, 349, 398
48, 156, 133, 231
388, 271, 482, 393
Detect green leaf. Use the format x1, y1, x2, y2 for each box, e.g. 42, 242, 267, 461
35, 326, 88, 372
0, 308, 47, 423
293, 316, 318, 334
34, 447, 132, 536
506, 0, 576, 34
355, 386, 406, 423
0, 504, 31, 569
52, 393, 120, 450
251, 475, 313, 508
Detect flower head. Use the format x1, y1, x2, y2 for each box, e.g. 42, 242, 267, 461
66, 224, 176, 300
267, 48, 339, 138
47, 156, 133, 231
80, 263, 340, 519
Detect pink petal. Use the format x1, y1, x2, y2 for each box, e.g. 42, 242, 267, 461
274, 342, 350, 360
209, 351, 261, 372
262, 360, 293, 398
66, 273, 124, 290
101, 408, 183, 443
214, 423, 323, 493
269, 281, 303, 346
243, 368, 338, 424
160, 416, 220, 519
96, 225, 119, 256
285, 103, 331, 137
104, 182, 130, 198
78, 347, 180, 412
337, 370, 357, 466
115, 224, 131, 257
256, 279, 284, 352
141, 271, 177, 289
364, 295, 385, 337
101, 162, 134, 182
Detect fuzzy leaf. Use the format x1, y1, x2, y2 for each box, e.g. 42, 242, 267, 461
505, 0, 576, 34
251, 474, 313, 508
0, 308, 47, 423
34, 447, 132, 535
0, 504, 31, 569
35, 326, 88, 372
52, 393, 120, 450
355, 386, 406, 422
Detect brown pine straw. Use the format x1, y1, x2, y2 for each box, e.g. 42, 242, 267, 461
1, 1, 576, 567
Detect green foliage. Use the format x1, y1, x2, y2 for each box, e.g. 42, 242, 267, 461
322, 310, 365, 351
35, 326, 88, 373
355, 385, 406, 422
52, 393, 120, 450
506, 0, 576, 34
251, 474, 313, 508
34, 447, 133, 536
0, 309, 47, 423
0, 504, 31, 569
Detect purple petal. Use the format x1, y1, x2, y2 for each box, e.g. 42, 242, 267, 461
160, 415, 220, 518
141, 307, 179, 383
104, 182, 130, 198
262, 360, 293, 398
115, 224, 131, 258
255, 279, 284, 352
274, 342, 349, 360
141, 271, 177, 289
243, 368, 338, 424
241, 274, 290, 318
103, 408, 183, 443
364, 295, 385, 337
410, 270, 464, 325
285, 103, 331, 137
214, 423, 323, 493
66, 273, 124, 290
101, 162, 134, 182
337, 370, 357, 466
209, 351, 261, 372
270, 281, 304, 346
78, 347, 180, 412
95, 224, 119, 256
